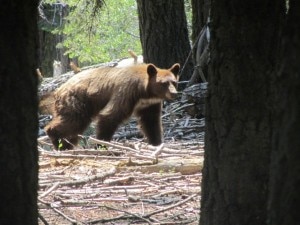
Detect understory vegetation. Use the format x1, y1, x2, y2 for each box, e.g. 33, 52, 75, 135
39, 0, 192, 65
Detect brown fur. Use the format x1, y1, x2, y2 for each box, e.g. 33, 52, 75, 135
45, 63, 180, 150
39, 92, 55, 115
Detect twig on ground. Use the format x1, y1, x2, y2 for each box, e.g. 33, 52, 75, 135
39, 167, 116, 188
89, 137, 140, 153
40, 182, 60, 198
144, 194, 197, 217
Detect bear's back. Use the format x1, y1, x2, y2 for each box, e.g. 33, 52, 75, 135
54, 65, 150, 112
60, 65, 149, 87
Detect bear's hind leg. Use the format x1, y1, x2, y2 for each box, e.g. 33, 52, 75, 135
136, 103, 162, 146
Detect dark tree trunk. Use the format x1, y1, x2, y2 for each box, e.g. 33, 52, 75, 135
200, 0, 282, 225
38, 31, 69, 77
188, 0, 211, 85
38, 30, 57, 77
57, 34, 70, 74
39, 30, 70, 77
0, 0, 39, 224
38, 4, 70, 76
268, 1, 300, 224
191, 0, 210, 43
137, 0, 193, 83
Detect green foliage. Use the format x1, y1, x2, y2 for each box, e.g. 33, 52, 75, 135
97, 144, 108, 150
43, 0, 141, 64
58, 139, 63, 150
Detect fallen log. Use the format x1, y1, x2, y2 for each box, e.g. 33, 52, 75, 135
122, 158, 203, 175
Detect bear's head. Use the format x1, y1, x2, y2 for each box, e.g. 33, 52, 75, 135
147, 63, 180, 100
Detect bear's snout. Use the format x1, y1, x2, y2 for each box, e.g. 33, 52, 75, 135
166, 84, 178, 100
168, 91, 178, 100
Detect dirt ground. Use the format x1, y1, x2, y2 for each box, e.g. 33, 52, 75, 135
38, 138, 203, 225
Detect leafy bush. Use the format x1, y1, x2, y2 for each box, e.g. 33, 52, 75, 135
43, 0, 142, 64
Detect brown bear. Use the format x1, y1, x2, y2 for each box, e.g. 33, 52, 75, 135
45, 63, 180, 150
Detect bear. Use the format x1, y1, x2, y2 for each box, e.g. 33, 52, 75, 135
44, 63, 180, 150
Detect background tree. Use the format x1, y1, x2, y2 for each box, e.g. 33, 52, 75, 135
187, 0, 211, 85
200, 0, 283, 224
38, 2, 69, 76
136, 0, 194, 83
191, 0, 210, 43
39, 0, 141, 76
0, 0, 39, 224
268, 0, 300, 224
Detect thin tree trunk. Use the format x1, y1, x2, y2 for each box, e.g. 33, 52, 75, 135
191, 0, 210, 43
137, 0, 193, 83
268, 1, 300, 224
38, 4, 69, 76
38, 30, 57, 77
200, 0, 282, 224
0, 0, 39, 224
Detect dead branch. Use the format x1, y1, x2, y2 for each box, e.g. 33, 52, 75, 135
89, 137, 140, 153
150, 143, 164, 158
38, 198, 78, 224
144, 194, 197, 218
39, 167, 116, 188
39, 182, 60, 198
104, 176, 135, 186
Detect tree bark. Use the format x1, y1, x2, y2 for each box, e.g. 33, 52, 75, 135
190, 0, 211, 85
0, 0, 39, 224
38, 30, 57, 77
200, 0, 282, 224
137, 0, 193, 83
191, 0, 210, 43
268, 1, 300, 224
38, 3, 70, 76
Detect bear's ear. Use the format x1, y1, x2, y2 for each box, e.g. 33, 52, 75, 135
147, 64, 158, 78
170, 63, 180, 77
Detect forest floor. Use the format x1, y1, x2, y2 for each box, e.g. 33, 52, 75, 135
37, 100, 204, 225
37, 61, 204, 224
